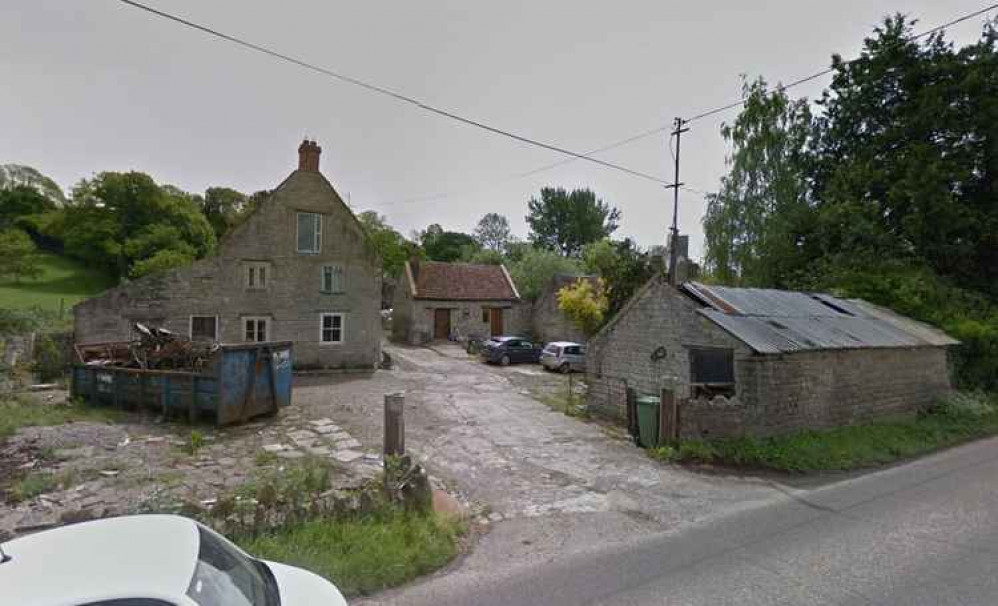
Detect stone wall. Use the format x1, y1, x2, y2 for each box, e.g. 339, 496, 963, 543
532, 284, 587, 345
74, 171, 382, 370
585, 276, 749, 420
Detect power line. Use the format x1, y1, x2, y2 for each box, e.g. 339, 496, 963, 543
116, 0, 667, 185
684, 2, 998, 123
381, 2, 997, 209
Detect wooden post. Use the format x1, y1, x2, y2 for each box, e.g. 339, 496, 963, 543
659, 387, 677, 446
384, 392, 405, 457
567, 372, 573, 413
626, 387, 639, 443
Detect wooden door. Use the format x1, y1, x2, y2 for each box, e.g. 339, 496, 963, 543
489, 308, 504, 336
434, 309, 451, 340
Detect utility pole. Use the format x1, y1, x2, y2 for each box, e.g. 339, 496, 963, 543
666, 117, 689, 286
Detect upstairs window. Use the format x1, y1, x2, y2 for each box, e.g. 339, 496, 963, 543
245, 262, 269, 290
297, 212, 322, 253
320, 313, 344, 344
321, 265, 344, 293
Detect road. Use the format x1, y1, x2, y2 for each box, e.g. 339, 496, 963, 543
369, 433, 998, 605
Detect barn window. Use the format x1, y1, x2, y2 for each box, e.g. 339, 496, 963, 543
689, 347, 735, 398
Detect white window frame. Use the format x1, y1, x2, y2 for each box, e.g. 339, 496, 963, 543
321, 264, 344, 293
245, 262, 269, 290
319, 312, 345, 345
189, 315, 219, 342
296, 212, 322, 254
243, 316, 269, 343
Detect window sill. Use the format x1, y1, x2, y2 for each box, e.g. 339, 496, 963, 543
319, 341, 344, 346
320, 291, 345, 295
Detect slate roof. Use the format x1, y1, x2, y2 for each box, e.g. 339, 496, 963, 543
682, 282, 958, 354
409, 261, 519, 301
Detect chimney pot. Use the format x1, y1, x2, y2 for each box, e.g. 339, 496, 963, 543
298, 139, 322, 172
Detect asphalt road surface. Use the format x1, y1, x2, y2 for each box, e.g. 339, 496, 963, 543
372, 435, 998, 605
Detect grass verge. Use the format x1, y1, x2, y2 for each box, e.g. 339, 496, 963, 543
238, 509, 463, 597
651, 392, 998, 472
0, 395, 123, 439
0, 250, 115, 312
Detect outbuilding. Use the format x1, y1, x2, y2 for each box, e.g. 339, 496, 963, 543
392, 259, 527, 344
586, 276, 958, 438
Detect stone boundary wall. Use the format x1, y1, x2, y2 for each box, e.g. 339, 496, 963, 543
676, 347, 953, 439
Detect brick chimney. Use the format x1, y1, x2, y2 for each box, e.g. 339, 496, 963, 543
298, 139, 321, 172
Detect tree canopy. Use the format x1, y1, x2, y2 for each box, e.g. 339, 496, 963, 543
419, 224, 479, 262
51, 171, 216, 278
359, 211, 420, 278
473, 213, 513, 253
526, 187, 620, 257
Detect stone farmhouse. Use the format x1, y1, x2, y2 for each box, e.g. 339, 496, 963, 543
74, 140, 382, 370
586, 276, 958, 438
531, 274, 599, 345
392, 259, 527, 345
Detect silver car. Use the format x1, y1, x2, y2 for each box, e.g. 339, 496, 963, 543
540, 341, 587, 373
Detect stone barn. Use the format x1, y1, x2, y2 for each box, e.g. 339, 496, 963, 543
392, 259, 528, 345
531, 274, 598, 346
586, 276, 958, 439
74, 140, 383, 370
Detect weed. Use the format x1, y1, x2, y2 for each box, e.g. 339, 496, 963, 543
662, 392, 998, 472
254, 450, 279, 467
9, 473, 58, 502
237, 510, 464, 597
0, 395, 122, 440
649, 445, 677, 462
185, 430, 206, 456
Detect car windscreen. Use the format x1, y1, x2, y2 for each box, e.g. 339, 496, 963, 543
543, 344, 559, 354
186, 526, 280, 606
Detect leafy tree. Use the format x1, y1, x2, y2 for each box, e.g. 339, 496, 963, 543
0, 185, 56, 230
582, 238, 657, 316
557, 277, 608, 336
508, 246, 581, 301
358, 211, 419, 277
702, 78, 813, 287
473, 213, 512, 253
0, 164, 65, 205
526, 187, 620, 257
0, 229, 42, 283
202, 187, 247, 239
59, 172, 215, 278
130, 248, 196, 279
420, 225, 479, 262
810, 15, 998, 298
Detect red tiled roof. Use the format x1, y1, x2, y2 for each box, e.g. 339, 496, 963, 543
410, 261, 518, 300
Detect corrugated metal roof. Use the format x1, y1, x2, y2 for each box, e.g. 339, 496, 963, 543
684, 282, 840, 317
843, 299, 960, 347
683, 282, 958, 354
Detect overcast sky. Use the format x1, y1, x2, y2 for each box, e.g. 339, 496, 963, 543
1, 0, 992, 258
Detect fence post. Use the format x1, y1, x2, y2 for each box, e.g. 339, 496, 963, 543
659, 387, 677, 446
384, 392, 405, 457
625, 387, 639, 443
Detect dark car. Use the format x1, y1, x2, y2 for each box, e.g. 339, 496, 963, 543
481, 336, 542, 366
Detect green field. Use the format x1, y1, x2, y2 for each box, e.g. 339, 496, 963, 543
0, 251, 115, 312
